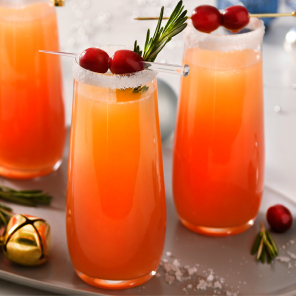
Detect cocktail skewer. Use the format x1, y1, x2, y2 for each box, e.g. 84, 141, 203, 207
134, 11, 296, 20
39, 50, 190, 77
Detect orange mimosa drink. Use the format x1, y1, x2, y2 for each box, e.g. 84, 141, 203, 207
66, 50, 166, 289
173, 19, 265, 236
0, 0, 66, 179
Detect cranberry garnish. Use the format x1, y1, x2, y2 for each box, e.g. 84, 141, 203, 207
79, 47, 110, 73
221, 6, 249, 32
191, 5, 222, 33
109, 50, 144, 74
267, 204, 293, 233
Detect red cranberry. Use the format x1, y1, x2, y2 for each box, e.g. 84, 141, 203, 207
267, 204, 293, 233
222, 6, 249, 32
192, 5, 222, 33
79, 47, 110, 73
109, 50, 144, 74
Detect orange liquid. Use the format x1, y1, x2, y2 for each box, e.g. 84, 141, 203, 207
173, 47, 265, 236
0, 2, 66, 179
66, 79, 166, 288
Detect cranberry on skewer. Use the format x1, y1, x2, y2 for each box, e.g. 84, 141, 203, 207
221, 6, 249, 33
191, 5, 222, 33
109, 50, 144, 74
79, 47, 110, 74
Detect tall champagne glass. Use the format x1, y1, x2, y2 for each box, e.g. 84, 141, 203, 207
173, 19, 265, 236
0, 0, 66, 179
66, 46, 166, 289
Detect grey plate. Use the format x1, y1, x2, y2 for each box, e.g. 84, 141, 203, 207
0, 132, 296, 296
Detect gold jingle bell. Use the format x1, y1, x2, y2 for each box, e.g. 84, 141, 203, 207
2, 214, 51, 266
51, 0, 65, 6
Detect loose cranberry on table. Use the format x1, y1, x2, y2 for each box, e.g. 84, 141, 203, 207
79, 47, 110, 73
221, 6, 249, 32
191, 5, 222, 33
109, 50, 144, 74
266, 204, 293, 233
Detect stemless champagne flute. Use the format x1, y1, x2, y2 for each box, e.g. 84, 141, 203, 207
173, 18, 265, 236
0, 0, 66, 179
66, 46, 166, 289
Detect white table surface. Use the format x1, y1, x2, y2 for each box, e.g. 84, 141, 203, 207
1, 9, 296, 296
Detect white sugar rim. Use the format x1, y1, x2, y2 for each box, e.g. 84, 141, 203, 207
184, 17, 265, 52
72, 45, 158, 89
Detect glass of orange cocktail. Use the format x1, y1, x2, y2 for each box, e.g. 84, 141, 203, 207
0, 0, 66, 179
66, 47, 166, 289
173, 18, 265, 236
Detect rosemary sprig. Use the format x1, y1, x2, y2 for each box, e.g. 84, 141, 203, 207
133, 0, 187, 94
251, 222, 279, 264
134, 0, 188, 62
0, 203, 13, 227
0, 186, 52, 207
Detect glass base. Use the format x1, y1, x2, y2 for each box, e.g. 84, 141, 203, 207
179, 216, 255, 237
0, 159, 62, 180
76, 269, 155, 290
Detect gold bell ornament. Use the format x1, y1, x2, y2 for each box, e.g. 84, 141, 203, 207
1, 214, 51, 266
51, 0, 65, 6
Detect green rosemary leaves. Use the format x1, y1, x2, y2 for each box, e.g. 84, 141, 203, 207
251, 222, 279, 264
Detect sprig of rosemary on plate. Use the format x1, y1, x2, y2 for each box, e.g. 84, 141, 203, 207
133, 0, 187, 93
251, 222, 279, 264
0, 186, 52, 207
0, 203, 13, 227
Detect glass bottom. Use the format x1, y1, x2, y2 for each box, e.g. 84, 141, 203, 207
179, 216, 256, 237
76, 269, 156, 290
0, 159, 62, 180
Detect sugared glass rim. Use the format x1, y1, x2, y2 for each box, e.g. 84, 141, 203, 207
184, 17, 265, 52
72, 45, 158, 90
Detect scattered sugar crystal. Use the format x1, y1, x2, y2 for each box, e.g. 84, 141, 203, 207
226, 292, 238, 296
288, 263, 293, 268
173, 259, 180, 267
196, 280, 207, 290
188, 266, 197, 275
175, 269, 183, 282
290, 240, 295, 245
159, 253, 235, 294
155, 272, 161, 278
214, 281, 222, 289
276, 256, 291, 262
165, 274, 175, 284
287, 252, 296, 259
282, 245, 286, 249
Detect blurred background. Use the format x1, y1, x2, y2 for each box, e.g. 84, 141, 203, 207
56, 0, 296, 201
